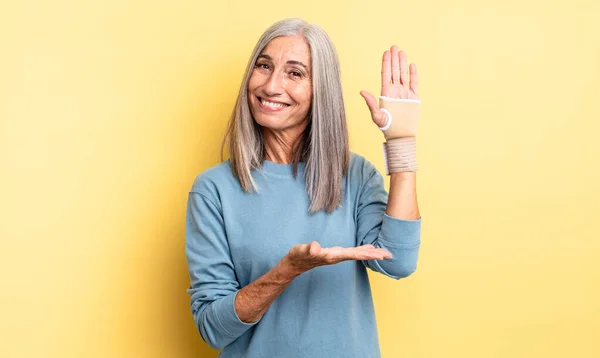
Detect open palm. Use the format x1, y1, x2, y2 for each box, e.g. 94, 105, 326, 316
360, 45, 420, 127
286, 241, 392, 275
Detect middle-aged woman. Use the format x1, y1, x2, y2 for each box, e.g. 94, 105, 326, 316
186, 17, 422, 358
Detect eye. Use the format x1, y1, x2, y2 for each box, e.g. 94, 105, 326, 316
256, 63, 270, 70
289, 68, 305, 78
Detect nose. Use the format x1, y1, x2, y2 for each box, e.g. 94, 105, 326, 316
264, 71, 285, 96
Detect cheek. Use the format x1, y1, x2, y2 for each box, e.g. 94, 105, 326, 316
290, 84, 312, 107
247, 75, 259, 93
248, 69, 267, 92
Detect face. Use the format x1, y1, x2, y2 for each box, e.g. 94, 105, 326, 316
248, 36, 312, 136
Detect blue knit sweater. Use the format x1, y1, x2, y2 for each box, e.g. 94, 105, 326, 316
185, 152, 422, 357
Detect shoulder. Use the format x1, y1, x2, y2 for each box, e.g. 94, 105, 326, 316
349, 152, 381, 182
189, 160, 236, 200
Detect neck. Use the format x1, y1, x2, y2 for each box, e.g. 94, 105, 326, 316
262, 125, 307, 164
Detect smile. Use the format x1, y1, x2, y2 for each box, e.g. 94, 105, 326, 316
258, 97, 290, 112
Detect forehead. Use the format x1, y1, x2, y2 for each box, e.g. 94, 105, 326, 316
261, 36, 311, 64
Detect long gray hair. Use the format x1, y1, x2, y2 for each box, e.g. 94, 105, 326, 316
221, 18, 349, 213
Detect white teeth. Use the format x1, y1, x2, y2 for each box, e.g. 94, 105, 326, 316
261, 99, 286, 109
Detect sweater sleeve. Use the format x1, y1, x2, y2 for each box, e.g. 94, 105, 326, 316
185, 191, 260, 350
355, 164, 422, 280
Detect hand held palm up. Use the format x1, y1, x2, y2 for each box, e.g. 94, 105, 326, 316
287, 241, 392, 275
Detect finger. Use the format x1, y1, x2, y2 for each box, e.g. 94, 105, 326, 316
364, 247, 393, 259
346, 247, 392, 261
308, 241, 321, 256
381, 50, 391, 94
399, 50, 409, 89
378, 249, 393, 259
391, 45, 400, 84
410, 63, 419, 96
324, 246, 357, 261
355, 252, 387, 261
360, 91, 387, 127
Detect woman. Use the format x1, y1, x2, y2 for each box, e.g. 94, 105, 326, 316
186, 18, 422, 358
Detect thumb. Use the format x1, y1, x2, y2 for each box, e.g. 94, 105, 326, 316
359, 90, 378, 112
360, 90, 387, 127
308, 241, 322, 256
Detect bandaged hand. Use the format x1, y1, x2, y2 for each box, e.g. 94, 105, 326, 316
360, 45, 420, 174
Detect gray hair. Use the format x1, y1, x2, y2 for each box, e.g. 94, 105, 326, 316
221, 18, 349, 213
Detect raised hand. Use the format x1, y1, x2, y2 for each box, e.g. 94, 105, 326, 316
283, 241, 392, 276
360, 45, 420, 128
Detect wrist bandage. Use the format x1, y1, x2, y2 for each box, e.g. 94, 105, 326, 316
382, 137, 418, 174
379, 96, 421, 175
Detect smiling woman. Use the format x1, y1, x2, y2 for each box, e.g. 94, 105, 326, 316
185, 17, 422, 358
221, 18, 350, 214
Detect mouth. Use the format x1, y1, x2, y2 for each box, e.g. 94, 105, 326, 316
257, 97, 290, 112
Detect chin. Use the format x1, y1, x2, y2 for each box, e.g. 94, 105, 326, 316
253, 116, 287, 130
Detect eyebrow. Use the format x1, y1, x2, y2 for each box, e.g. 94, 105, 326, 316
257, 54, 309, 70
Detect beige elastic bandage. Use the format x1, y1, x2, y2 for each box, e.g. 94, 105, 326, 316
378, 96, 421, 174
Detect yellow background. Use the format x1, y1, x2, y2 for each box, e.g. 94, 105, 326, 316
1, 0, 599, 357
